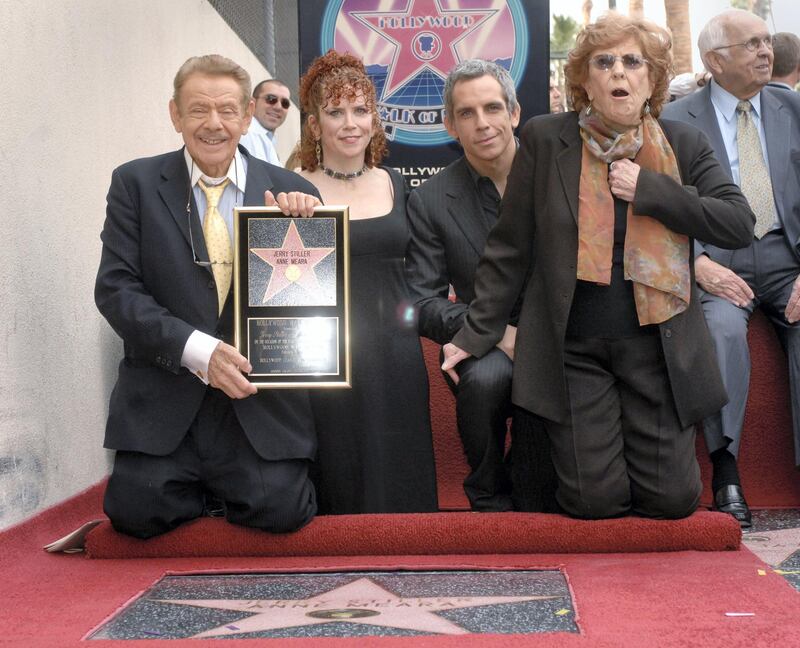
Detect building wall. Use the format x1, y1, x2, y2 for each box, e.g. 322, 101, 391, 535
0, 0, 293, 530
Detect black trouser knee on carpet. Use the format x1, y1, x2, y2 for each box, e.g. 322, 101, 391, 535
544, 335, 701, 520
104, 389, 316, 538
443, 347, 513, 511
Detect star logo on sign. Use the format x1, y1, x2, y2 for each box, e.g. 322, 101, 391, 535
156, 576, 560, 638
352, 0, 498, 99
251, 220, 334, 303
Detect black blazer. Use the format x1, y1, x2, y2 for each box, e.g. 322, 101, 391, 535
407, 156, 508, 344
95, 147, 321, 460
662, 83, 800, 264
453, 112, 755, 428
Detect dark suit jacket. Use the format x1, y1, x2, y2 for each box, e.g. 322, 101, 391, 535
406, 156, 512, 344
95, 147, 321, 460
452, 112, 755, 428
662, 83, 800, 264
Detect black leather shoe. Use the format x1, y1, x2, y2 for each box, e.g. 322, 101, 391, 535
714, 485, 752, 528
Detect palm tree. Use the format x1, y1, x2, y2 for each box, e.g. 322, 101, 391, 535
664, 0, 692, 74
551, 14, 581, 56
581, 0, 592, 26
731, 0, 772, 21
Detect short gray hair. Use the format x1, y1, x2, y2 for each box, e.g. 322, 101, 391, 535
443, 59, 518, 118
698, 9, 767, 68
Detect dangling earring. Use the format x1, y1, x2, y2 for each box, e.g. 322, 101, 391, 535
315, 139, 322, 166
586, 101, 593, 116
643, 98, 651, 115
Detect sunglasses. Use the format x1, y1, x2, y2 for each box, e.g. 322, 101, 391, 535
262, 93, 291, 109
590, 54, 649, 71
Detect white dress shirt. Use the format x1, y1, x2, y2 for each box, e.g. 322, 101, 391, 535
239, 118, 281, 166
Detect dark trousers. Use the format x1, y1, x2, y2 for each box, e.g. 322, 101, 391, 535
443, 347, 514, 511
544, 335, 701, 519
510, 406, 560, 513
104, 389, 316, 539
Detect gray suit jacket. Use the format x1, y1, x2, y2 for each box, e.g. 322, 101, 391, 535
406, 156, 505, 344
662, 83, 800, 264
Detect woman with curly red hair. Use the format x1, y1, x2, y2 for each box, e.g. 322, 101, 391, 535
298, 49, 438, 514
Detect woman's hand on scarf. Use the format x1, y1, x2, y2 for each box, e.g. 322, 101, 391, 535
608, 159, 640, 202
695, 254, 754, 308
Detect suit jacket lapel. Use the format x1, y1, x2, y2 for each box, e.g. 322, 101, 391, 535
556, 115, 581, 224
761, 89, 790, 224
692, 85, 732, 178
445, 157, 493, 257
158, 149, 198, 255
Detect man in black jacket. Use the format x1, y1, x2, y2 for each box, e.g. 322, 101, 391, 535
95, 54, 321, 538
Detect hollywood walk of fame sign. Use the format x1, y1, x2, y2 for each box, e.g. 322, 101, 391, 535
233, 206, 351, 388
87, 570, 577, 639
300, 0, 550, 189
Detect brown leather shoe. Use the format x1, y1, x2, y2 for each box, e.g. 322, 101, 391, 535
714, 485, 752, 528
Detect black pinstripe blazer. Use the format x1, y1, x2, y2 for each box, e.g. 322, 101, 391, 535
406, 156, 503, 345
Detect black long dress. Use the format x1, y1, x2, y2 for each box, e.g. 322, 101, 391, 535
310, 168, 439, 514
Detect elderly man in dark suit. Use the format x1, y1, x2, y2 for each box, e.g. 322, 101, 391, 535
95, 54, 321, 538
406, 59, 554, 511
663, 10, 800, 527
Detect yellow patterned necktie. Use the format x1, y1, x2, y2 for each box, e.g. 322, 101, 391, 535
736, 100, 775, 239
198, 178, 232, 315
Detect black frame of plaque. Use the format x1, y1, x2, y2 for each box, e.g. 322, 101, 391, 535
233, 206, 350, 388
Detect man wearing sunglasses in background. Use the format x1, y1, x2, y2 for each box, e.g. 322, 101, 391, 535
239, 78, 292, 165
663, 9, 800, 527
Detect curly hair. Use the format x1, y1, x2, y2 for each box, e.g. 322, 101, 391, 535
564, 12, 673, 118
297, 49, 388, 171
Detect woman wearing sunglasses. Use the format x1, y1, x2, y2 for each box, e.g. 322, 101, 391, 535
442, 13, 755, 520
295, 50, 438, 515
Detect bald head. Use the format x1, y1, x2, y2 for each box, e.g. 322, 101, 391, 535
699, 9, 773, 100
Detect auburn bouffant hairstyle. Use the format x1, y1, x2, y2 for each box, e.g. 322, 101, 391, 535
564, 12, 673, 118
298, 49, 388, 171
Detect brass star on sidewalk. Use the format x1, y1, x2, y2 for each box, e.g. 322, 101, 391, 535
156, 576, 560, 638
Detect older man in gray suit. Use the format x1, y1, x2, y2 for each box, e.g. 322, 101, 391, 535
662, 9, 800, 527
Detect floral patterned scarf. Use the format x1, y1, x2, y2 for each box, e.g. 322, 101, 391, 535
577, 108, 690, 325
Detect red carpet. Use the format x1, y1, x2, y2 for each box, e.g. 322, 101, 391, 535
2, 484, 799, 647
85, 510, 741, 559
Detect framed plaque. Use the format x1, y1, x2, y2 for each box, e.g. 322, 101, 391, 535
233, 206, 351, 388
